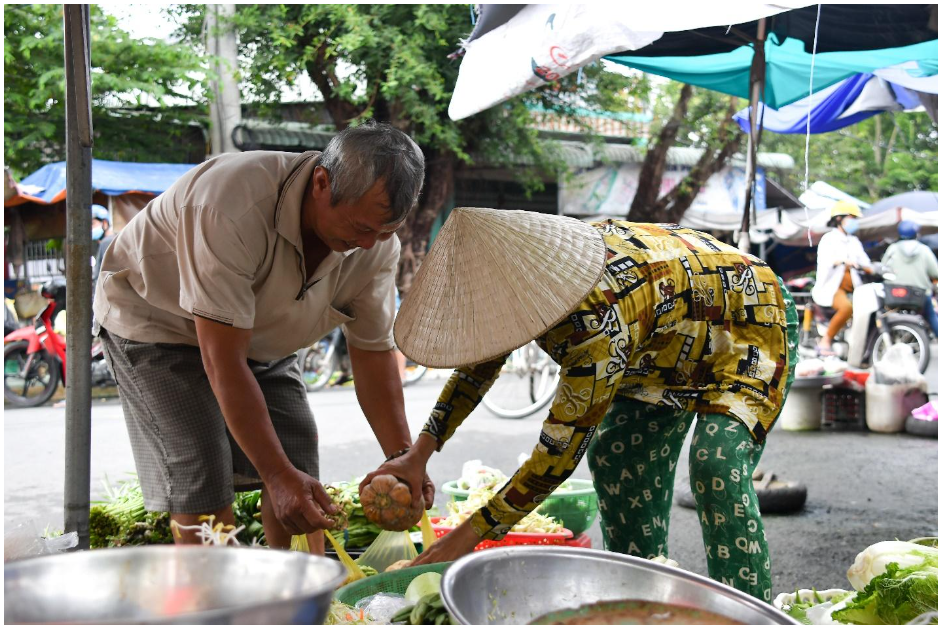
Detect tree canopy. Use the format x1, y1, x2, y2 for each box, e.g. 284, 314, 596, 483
762, 111, 938, 203
3, 4, 206, 178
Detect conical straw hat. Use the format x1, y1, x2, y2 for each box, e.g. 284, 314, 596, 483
395, 207, 606, 368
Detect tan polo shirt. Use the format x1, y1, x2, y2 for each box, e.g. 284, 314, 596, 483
93, 150, 399, 363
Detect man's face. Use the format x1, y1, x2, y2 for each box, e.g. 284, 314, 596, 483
309, 167, 404, 252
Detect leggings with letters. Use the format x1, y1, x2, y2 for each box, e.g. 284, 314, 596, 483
587, 403, 772, 602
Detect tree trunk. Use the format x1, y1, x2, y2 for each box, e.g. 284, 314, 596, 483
396, 151, 455, 296
628, 84, 694, 222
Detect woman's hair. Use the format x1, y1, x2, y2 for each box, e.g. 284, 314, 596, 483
827, 215, 845, 229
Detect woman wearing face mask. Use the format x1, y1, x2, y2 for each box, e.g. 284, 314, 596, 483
811, 201, 873, 356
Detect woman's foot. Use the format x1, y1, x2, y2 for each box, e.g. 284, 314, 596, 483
815, 341, 837, 357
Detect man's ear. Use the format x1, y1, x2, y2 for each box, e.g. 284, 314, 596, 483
312, 166, 331, 200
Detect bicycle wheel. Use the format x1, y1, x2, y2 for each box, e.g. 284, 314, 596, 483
482, 342, 559, 419
298, 338, 337, 392
403, 362, 428, 387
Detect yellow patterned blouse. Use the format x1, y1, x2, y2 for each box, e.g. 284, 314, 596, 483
420, 221, 793, 540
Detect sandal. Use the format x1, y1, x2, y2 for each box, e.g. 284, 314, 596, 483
815, 344, 837, 358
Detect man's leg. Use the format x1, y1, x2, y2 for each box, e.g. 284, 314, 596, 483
923, 293, 938, 336
587, 398, 695, 558
100, 330, 239, 536
688, 414, 771, 602
246, 353, 324, 554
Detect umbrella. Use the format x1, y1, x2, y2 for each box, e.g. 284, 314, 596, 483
868, 191, 939, 215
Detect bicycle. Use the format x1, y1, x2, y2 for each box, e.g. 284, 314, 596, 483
482, 341, 560, 419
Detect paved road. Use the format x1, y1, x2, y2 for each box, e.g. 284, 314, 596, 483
5, 347, 937, 594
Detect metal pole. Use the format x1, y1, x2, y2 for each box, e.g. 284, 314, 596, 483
739, 17, 767, 255
63, 4, 94, 550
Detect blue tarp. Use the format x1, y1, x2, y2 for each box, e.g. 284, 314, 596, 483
9, 159, 196, 205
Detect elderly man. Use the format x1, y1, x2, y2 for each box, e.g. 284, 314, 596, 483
93, 122, 431, 550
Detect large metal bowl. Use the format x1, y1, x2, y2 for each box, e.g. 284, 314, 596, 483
440, 546, 799, 625
5, 545, 347, 624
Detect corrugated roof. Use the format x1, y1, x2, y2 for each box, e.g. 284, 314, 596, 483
231, 121, 795, 171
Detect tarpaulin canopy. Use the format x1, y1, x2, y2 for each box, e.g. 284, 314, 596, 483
733, 65, 938, 134
449, 4, 938, 120
868, 190, 938, 215
5, 159, 196, 207
607, 36, 937, 110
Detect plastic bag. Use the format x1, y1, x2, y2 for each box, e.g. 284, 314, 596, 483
912, 401, 939, 422
873, 343, 926, 385
354, 593, 410, 622
4, 521, 78, 562
356, 530, 418, 573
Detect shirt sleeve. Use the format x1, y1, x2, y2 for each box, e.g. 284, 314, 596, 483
343, 237, 400, 351
471, 340, 623, 540
177, 205, 263, 329
420, 356, 509, 449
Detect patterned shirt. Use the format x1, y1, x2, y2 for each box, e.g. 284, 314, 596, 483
421, 221, 793, 540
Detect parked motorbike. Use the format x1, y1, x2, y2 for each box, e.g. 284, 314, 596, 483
3, 278, 115, 408
296, 327, 427, 392
786, 266, 932, 373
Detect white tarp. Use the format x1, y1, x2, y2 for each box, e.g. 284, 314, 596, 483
449, 2, 811, 120
769, 206, 939, 247
559, 162, 765, 218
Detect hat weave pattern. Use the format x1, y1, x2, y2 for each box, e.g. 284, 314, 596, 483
394, 207, 606, 368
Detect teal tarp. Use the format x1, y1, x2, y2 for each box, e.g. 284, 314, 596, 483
606, 36, 939, 109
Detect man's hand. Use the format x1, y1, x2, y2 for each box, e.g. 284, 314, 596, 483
412, 521, 481, 565
360, 448, 435, 510
265, 466, 338, 535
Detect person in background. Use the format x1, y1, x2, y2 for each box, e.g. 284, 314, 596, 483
811, 201, 873, 357
91, 204, 116, 292
882, 220, 938, 336
366, 209, 799, 603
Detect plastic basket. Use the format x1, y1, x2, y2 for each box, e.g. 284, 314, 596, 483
821, 387, 866, 431
431, 518, 573, 550
334, 561, 450, 606
564, 533, 593, 549
440, 478, 599, 536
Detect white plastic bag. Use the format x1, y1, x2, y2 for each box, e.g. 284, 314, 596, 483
873, 343, 925, 385
4, 521, 78, 562
354, 593, 410, 622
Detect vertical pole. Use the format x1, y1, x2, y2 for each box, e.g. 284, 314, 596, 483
63, 4, 94, 550
739, 18, 767, 255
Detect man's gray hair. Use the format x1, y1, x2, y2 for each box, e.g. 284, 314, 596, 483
319, 121, 425, 224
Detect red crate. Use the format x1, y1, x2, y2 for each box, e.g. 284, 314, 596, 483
431, 518, 572, 551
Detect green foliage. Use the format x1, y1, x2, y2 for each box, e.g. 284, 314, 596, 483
833, 561, 939, 625
4, 4, 207, 177
761, 112, 938, 202
170, 4, 648, 192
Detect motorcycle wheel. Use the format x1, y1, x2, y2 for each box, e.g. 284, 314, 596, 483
872, 322, 931, 374
298, 340, 337, 392
4, 341, 61, 407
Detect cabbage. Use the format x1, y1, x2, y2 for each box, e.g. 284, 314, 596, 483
833, 542, 938, 625
404, 572, 442, 602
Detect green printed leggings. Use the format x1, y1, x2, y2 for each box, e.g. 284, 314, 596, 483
587, 404, 772, 601
586, 281, 799, 603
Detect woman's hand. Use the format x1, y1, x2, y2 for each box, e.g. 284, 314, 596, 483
412, 520, 482, 565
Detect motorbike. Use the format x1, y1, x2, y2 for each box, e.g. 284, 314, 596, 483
296, 327, 428, 392
786, 265, 933, 374
3, 278, 115, 408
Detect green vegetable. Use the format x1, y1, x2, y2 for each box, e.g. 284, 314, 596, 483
405, 572, 442, 602
833, 559, 938, 625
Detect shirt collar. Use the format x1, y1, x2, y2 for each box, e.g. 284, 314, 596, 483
274, 150, 320, 249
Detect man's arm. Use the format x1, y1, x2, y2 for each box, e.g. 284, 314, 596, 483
347, 343, 412, 457
194, 316, 336, 535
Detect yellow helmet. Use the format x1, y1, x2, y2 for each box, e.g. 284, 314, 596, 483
830, 200, 862, 219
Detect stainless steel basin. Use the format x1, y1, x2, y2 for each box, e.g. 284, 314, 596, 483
5, 545, 347, 624
440, 546, 799, 625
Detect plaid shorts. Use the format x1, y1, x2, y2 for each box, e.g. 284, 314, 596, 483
100, 329, 319, 514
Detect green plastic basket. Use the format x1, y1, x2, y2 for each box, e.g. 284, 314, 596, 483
334, 562, 451, 606
440, 478, 599, 536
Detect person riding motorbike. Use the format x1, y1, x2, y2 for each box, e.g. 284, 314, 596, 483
882, 220, 938, 336
811, 201, 873, 357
